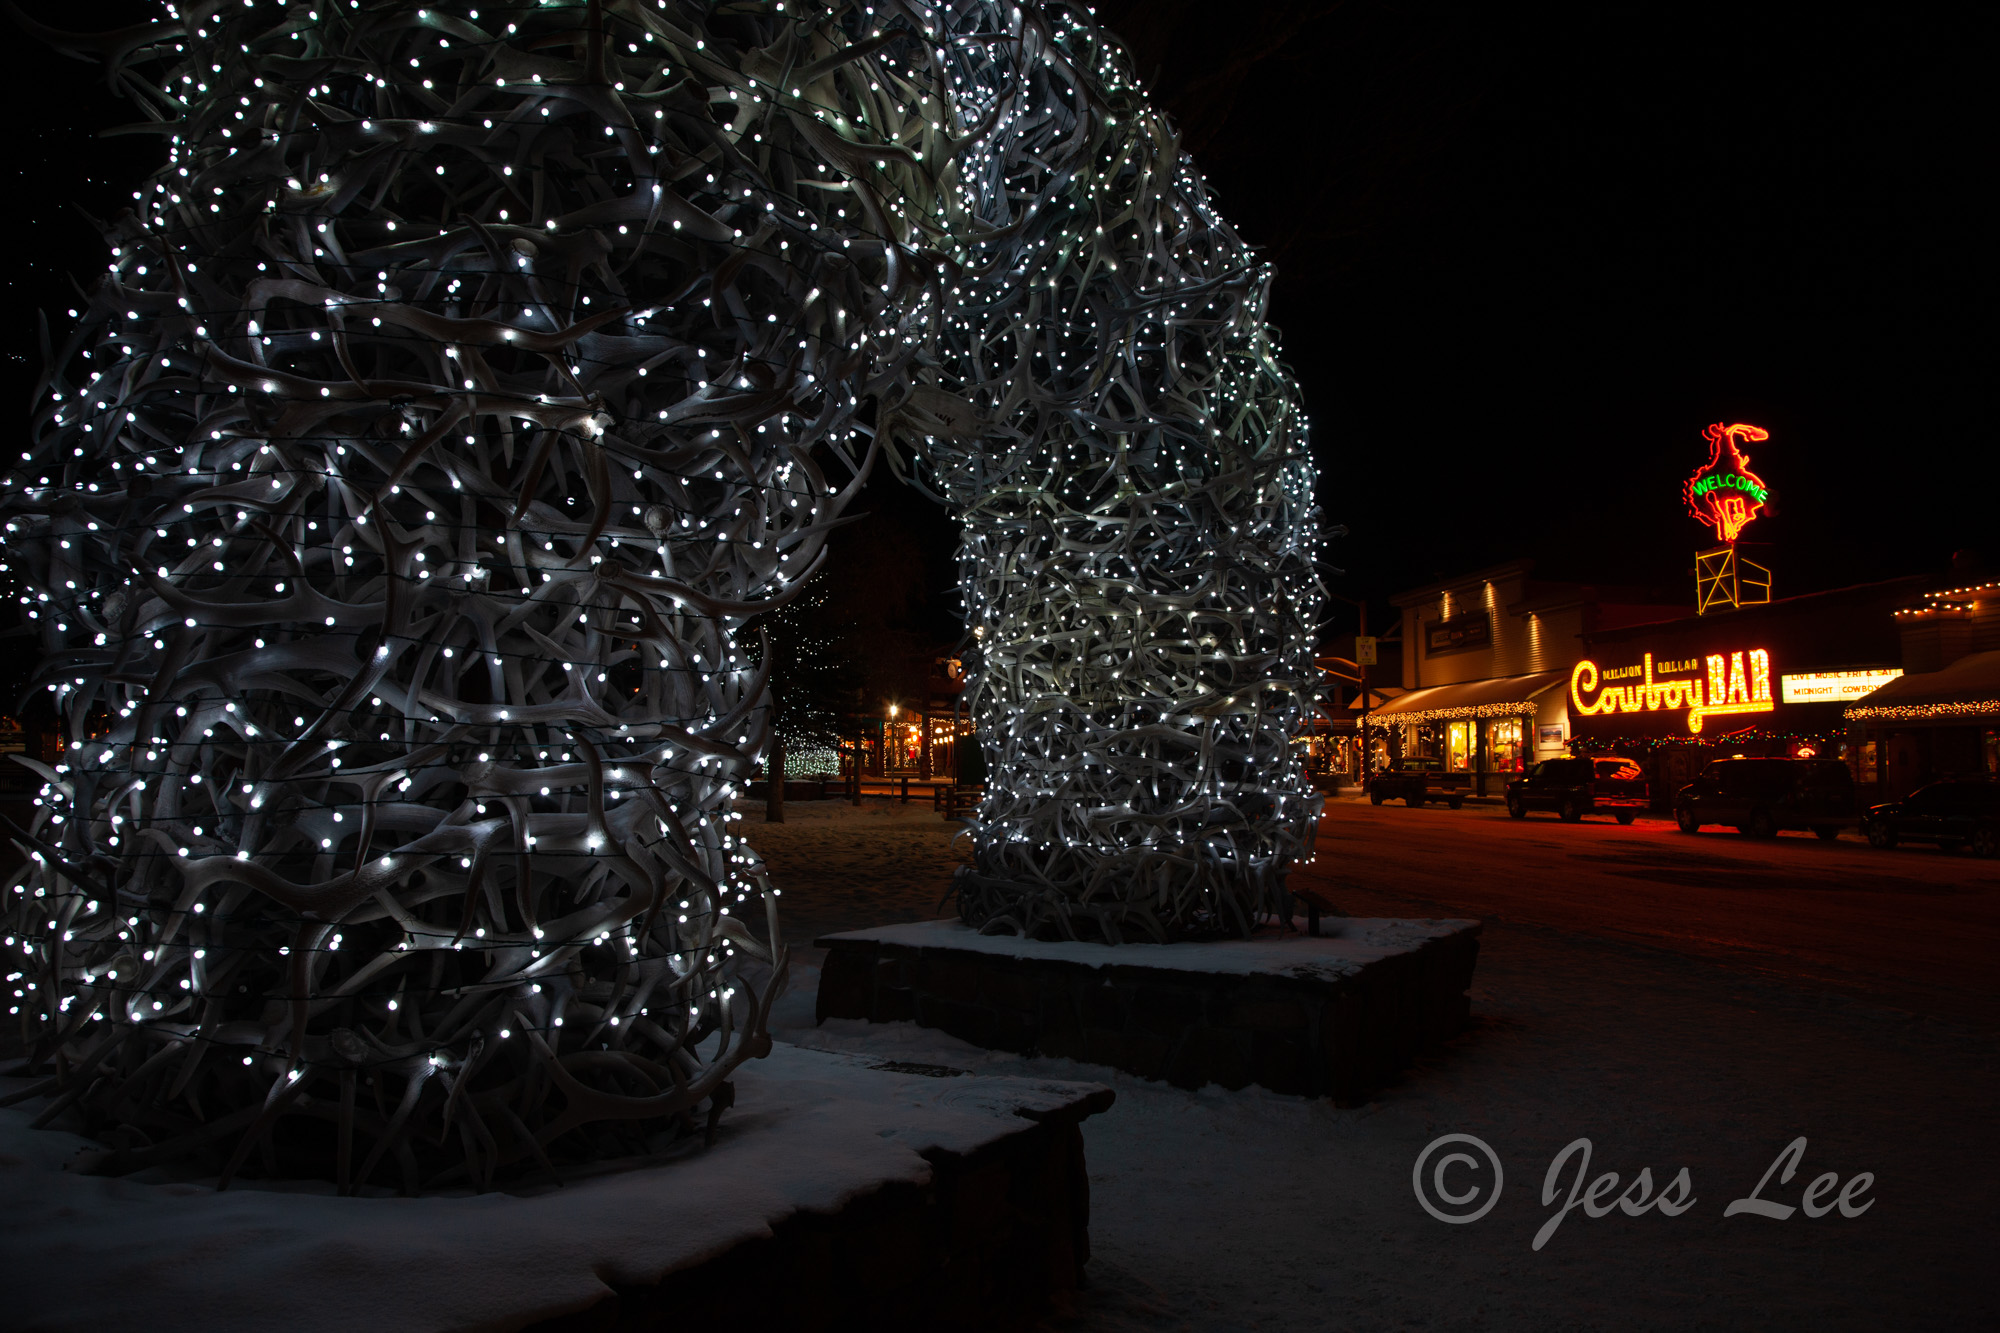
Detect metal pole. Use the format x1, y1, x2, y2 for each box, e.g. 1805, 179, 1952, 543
1357, 602, 1370, 786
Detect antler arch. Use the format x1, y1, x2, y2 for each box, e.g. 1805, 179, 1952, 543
0, 0, 1322, 1187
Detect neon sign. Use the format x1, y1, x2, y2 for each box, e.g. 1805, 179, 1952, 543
1684, 422, 1771, 543
1778, 669, 1902, 704
1571, 649, 1774, 734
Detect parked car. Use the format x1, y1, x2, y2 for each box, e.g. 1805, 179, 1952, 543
1862, 779, 2000, 857
1505, 756, 1649, 823
1673, 757, 1858, 839
1368, 757, 1468, 809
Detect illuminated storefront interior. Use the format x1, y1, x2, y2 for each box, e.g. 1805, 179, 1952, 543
1369, 671, 1571, 792
840, 654, 976, 782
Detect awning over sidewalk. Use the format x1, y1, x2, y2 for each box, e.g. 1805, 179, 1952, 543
1846, 650, 2000, 723
1365, 671, 1568, 725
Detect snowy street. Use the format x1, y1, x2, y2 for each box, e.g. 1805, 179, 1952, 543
755, 799, 1997, 1330
1300, 796, 2000, 1026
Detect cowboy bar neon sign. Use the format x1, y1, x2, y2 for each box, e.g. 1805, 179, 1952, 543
1684, 422, 1771, 543
1571, 649, 1774, 734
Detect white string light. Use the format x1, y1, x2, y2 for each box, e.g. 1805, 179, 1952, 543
1, 0, 1324, 1188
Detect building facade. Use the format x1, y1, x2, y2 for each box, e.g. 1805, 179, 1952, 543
1371, 562, 1685, 794
1846, 576, 2000, 799
841, 650, 973, 782
1566, 576, 1925, 804
1302, 637, 1405, 788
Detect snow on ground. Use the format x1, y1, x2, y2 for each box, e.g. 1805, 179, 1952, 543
2, 800, 1989, 1330
0, 1044, 1110, 1333
815, 916, 1475, 979
759, 799, 1998, 1331
749, 796, 969, 948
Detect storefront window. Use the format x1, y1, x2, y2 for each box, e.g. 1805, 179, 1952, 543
1445, 720, 1475, 772
1488, 718, 1524, 772
888, 721, 922, 769
1304, 736, 1362, 779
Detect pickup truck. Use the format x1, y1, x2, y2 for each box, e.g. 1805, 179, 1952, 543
1505, 756, 1649, 824
1368, 757, 1469, 809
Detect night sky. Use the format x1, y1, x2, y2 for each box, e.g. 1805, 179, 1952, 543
3, 1, 1987, 648
1100, 0, 1990, 622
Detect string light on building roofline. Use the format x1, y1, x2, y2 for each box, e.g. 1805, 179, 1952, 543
1374, 702, 1551, 725
1845, 700, 2000, 722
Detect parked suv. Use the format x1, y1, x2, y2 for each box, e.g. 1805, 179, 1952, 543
1673, 757, 1858, 839
1863, 779, 2000, 857
1368, 757, 1468, 809
1505, 756, 1649, 824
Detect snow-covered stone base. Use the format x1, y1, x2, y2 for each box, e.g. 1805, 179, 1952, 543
0, 1044, 1112, 1332
815, 917, 1480, 1101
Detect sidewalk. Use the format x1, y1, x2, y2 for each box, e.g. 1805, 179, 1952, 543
1321, 784, 1507, 805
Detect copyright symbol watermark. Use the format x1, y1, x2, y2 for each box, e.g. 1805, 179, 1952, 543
1412, 1133, 1505, 1224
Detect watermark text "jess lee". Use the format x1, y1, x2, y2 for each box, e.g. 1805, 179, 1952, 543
1412, 1135, 1874, 1249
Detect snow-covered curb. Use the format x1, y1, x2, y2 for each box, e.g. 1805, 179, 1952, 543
0, 1043, 1111, 1332
816, 916, 1480, 983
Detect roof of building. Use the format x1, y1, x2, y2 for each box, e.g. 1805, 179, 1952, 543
1582, 574, 1931, 643
1366, 670, 1568, 723
1387, 559, 1537, 607
1386, 560, 1683, 620
1846, 650, 2000, 720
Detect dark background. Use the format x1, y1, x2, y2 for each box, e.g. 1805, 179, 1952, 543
1098, 0, 1990, 633
4, 0, 1989, 664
